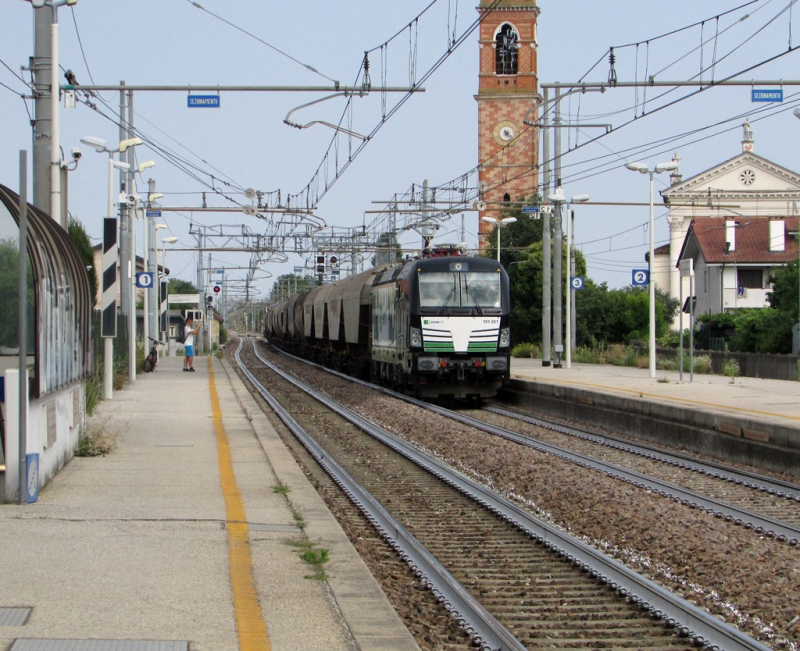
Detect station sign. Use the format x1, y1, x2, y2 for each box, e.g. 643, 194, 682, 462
188, 95, 221, 108
522, 205, 539, 214
168, 293, 200, 304
751, 89, 783, 103
145, 210, 162, 218
631, 269, 649, 286
136, 272, 154, 288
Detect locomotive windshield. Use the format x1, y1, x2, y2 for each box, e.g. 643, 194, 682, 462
418, 271, 501, 310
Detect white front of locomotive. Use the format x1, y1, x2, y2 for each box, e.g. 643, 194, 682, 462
408, 258, 510, 396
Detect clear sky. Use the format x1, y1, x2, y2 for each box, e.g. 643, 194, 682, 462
2, 0, 799, 301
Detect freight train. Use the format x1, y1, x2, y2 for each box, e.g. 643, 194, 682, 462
264, 245, 511, 399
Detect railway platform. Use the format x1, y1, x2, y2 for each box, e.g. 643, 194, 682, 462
0, 354, 418, 651
507, 358, 800, 475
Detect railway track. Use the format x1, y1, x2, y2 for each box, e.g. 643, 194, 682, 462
261, 338, 800, 544
479, 404, 800, 529
233, 337, 773, 651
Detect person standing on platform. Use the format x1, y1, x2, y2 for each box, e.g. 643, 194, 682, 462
183, 315, 202, 372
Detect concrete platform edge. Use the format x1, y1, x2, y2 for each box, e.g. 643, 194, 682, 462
218, 357, 421, 651
503, 377, 800, 476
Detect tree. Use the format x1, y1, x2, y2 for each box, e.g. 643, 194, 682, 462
270, 273, 316, 302
575, 285, 678, 347
481, 196, 544, 267
371, 232, 403, 267
67, 217, 97, 302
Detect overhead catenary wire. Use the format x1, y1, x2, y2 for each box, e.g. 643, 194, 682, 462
184, 0, 340, 85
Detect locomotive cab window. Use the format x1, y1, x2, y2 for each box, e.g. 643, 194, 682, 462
418, 273, 459, 308
463, 272, 501, 309
418, 270, 501, 311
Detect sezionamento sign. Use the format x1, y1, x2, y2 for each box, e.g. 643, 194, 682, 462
168, 293, 200, 304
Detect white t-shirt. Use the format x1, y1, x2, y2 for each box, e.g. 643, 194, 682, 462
185, 324, 194, 346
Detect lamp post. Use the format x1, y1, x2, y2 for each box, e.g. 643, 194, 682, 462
546, 190, 589, 369
625, 160, 678, 378
480, 216, 518, 262
80, 136, 142, 397
160, 235, 178, 347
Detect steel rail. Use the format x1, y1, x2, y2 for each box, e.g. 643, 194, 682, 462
233, 338, 525, 651
484, 405, 800, 502
264, 342, 800, 544
249, 339, 773, 651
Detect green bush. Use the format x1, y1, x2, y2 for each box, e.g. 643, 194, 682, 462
605, 344, 637, 366
693, 354, 712, 374
511, 342, 540, 358
573, 346, 605, 364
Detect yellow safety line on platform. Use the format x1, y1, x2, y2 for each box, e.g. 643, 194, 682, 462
516, 375, 800, 423
208, 358, 272, 651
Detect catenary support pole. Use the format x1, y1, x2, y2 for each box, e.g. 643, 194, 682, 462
541, 87, 551, 367
118, 84, 129, 322
127, 89, 137, 383
32, 7, 52, 212
49, 6, 60, 225
148, 179, 158, 341
18, 150, 29, 505
570, 209, 576, 351
552, 88, 563, 368
648, 171, 656, 378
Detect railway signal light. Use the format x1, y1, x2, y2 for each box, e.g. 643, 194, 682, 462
213, 285, 221, 294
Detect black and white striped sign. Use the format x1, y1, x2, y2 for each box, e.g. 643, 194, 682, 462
160, 281, 167, 334
101, 218, 117, 338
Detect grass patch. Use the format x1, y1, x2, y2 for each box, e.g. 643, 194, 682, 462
85, 375, 103, 416
75, 421, 117, 457
272, 482, 291, 495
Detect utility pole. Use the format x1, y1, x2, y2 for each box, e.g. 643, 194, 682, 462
552, 88, 563, 368
541, 87, 551, 367
48, 4, 60, 225
118, 84, 129, 321
31, 7, 52, 213
147, 178, 158, 342
126, 87, 137, 383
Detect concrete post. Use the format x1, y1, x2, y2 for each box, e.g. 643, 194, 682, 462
552, 88, 563, 368
32, 7, 52, 212
541, 87, 551, 366
18, 151, 29, 504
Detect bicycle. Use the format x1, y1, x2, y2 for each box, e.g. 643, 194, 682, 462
142, 336, 164, 373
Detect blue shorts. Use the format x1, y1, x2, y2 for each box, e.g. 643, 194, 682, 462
185, 344, 194, 357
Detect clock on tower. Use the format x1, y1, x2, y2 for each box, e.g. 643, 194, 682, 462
476, 0, 541, 251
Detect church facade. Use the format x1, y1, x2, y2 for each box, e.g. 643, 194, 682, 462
656, 124, 800, 327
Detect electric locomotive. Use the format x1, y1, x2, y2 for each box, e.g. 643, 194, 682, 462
265, 245, 511, 399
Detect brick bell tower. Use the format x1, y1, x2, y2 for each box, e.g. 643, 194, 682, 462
476, 0, 540, 250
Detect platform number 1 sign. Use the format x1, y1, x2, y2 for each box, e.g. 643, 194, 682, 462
631, 269, 649, 286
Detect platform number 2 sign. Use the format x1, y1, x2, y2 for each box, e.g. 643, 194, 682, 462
631, 269, 649, 286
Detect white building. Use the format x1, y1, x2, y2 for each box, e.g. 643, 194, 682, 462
656, 123, 800, 325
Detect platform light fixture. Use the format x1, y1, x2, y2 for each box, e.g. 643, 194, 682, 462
625, 160, 679, 378
480, 216, 517, 261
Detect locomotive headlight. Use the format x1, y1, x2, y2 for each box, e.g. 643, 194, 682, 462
499, 328, 510, 348
409, 327, 422, 348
